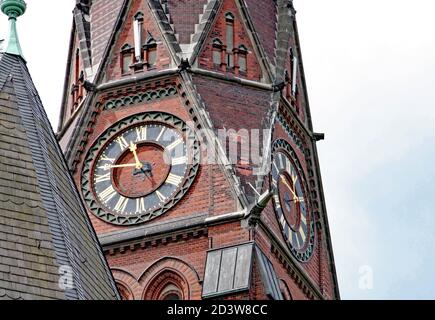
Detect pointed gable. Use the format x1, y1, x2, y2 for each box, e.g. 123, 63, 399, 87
104, 0, 172, 82
197, 0, 263, 81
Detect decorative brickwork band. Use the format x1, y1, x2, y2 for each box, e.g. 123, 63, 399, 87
104, 86, 178, 110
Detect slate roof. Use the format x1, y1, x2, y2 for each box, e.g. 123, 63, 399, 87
0, 52, 120, 300
89, 0, 125, 72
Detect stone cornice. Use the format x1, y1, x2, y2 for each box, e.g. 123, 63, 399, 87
99, 210, 246, 254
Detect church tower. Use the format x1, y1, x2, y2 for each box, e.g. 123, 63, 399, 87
57, 0, 340, 300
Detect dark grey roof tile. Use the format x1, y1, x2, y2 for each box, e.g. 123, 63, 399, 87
0, 52, 119, 300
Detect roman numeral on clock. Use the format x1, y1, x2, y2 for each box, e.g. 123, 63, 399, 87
95, 172, 111, 184
114, 196, 129, 212
156, 191, 166, 203
271, 177, 278, 189
166, 138, 182, 152
280, 213, 286, 226
278, 154, 285, 169
273, 161, 279, 174
136, 197, 145, 213
172, 156, 187, 166
166, 173, 183, 186
291, 168, 298, 186
100, 185, 117, 203
156, 128, 166, 142
286, 159, 292, 173
274, 195, 281, 208
136, 126, 147, 142
116, 136, 129, 151
101, 154, 115, 163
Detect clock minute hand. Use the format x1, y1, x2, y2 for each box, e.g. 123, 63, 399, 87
102, 163, 138, 170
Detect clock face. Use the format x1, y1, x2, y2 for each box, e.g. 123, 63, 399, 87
271, 139, 315, 262
81, 112, 200, 226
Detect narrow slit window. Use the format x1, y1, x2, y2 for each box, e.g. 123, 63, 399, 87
238, 45, 248, 72
121, 44, 133, 75
292, 55, 298, 96
145, 32, 157, 68
133, 12, 144, 62
122, 54, 132, 74
148, 46, 157, 67
289, 48, 298, 96
225, 13, 235, 68
74, 49, 80, 84
212, 38, 223, 65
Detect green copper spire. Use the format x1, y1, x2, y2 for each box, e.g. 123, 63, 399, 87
1, 0, 26, 58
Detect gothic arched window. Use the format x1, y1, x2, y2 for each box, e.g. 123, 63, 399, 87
144, 32, 157, 68
237, 45, 248, 73
120, 43, 134, 75
143, 270, 188, 300
158, 284, 183, 300
116, 282, 134, 300
212, 38, 223, 66
279, 280, 293, 300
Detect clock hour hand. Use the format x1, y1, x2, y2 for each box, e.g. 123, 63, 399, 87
280, 175, 297, 198
129, 142, 143, 169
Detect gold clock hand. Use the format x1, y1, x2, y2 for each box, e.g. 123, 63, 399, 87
280, 174, 298, 199
281, 175, 303, 202
129, 142, 143, 169
101, 163, 138, 170
292, 175, 298, 189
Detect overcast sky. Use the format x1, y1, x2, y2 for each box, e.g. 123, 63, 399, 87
2, 0, 435, 299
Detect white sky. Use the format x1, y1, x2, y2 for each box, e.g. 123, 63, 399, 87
2, 0, 435, 299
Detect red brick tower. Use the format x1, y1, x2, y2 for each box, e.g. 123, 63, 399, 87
57, 0, 340, 300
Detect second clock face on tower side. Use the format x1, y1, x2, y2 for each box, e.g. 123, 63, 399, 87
81, 112, 200, 226
271, 139, 315, 262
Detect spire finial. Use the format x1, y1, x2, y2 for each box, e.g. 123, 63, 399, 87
0, 0, 27, 58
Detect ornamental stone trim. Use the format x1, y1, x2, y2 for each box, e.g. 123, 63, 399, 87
103, 86, 178, 110
277, 113, 306, 154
